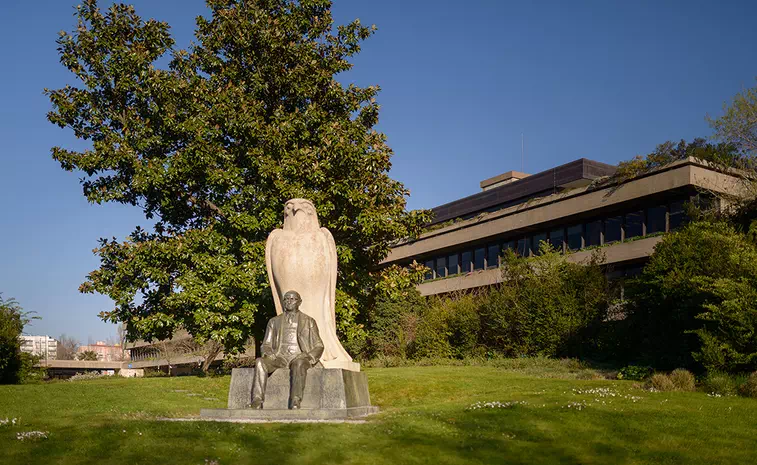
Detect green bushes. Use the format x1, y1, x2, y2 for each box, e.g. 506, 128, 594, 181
0, 295, 24, 385
479, 245, 610, 358
365, 244, 611, 361
703, 371, 740, 396
414, 293, 480, 359
624, 221, 757, 372
616, 365, 653, 381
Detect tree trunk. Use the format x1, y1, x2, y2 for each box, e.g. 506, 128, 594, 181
201, 341, 222, 373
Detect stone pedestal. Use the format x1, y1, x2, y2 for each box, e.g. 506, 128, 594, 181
201, 367, 378, 421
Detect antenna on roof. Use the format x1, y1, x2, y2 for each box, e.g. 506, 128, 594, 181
521, 132, 524, 172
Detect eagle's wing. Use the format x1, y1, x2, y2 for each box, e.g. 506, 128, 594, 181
265, 229, 283, 315
320, 227, 338, 334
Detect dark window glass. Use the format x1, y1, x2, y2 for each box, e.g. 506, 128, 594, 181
516, 238, 528, 256
487, 244, 500, 268
625, 211, 644, 239
549, 228, 564, 252
461, 251, 472, 273
624, 265, 643, 278
567, 225, 583, 251
585, 220, 602, 247
435, 257, 446, 278
424, 260, 434, 280
447, 253, 459, 275
669, 201, 687, 230
647, 205, 666, 234
693, 194, 715, 212
473, 247, 485, 270
502, 240, 516, 253
605, 216, 622, 243
531, 233, 547, 255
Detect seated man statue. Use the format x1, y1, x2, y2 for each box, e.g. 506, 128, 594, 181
250, 290, 324, 409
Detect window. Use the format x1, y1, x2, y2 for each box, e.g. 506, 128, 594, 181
605, 216, 622, 243
435, 257, 446, 279
669, 201, 686, 230
473, 247, 485, 270
531, 232, 547, 255
502, 240, 516, 254
486, 244, 500, 268
516, 238, 529, 256
625, 210, 644, 239
585, 220, 602, 247
447, 253, 459, 275
424, 260, 434, 280
549, 228, 564, 252
461, 251, 472, 273
646, 205, 667, 234
566, 225, 583, 251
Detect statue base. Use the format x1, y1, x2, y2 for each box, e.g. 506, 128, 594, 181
200, 406, 379, 421
205, 367, 377, 420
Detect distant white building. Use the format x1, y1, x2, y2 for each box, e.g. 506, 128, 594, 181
20, 336, 57, 361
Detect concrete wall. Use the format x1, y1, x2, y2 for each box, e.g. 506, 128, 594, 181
385, 158, 743, 265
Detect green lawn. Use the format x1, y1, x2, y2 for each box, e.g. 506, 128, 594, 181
1, 366, 756, 464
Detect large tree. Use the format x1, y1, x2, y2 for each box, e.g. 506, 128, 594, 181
47, 0, 429, 354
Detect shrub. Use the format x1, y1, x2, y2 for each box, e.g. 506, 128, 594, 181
625, 221, 757, 371
703, 371, 738, 396
669, 368, 696, 392
68, 371, 107, 382
479, 245, 610, 358
0, 295, 25, 385
650, 373, 675, 391
616, 365, 653, 381
366, 288, 425, 359
738, 372, 757, 398
413, 293, 482, 359
18, 353, 46, 384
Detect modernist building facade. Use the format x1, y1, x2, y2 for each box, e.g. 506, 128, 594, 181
381, 157, 742, 296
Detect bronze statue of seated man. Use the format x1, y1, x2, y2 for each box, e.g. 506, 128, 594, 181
250, 290, 324, 409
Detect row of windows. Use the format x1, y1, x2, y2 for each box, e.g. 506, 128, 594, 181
422, 199, 690, 281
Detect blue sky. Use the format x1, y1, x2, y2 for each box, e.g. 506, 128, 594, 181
1, 0, 756, 343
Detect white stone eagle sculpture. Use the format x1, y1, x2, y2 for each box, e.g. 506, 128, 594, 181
265, 198, 360, 372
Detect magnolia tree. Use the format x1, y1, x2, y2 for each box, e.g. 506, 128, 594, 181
47, 0, 429, 355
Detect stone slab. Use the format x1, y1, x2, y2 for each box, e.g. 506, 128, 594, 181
227, 367, 256, 409
227, 367, 373, 410
201, 406, 379, 421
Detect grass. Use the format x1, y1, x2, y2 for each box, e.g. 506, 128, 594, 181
1, 365, 756, 464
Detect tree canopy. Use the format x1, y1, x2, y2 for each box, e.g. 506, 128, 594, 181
46, 0, 429, 353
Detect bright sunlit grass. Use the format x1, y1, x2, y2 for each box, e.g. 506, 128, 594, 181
1, 365, 756, 464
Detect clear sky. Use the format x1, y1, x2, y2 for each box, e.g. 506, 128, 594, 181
1, 0, 756, 344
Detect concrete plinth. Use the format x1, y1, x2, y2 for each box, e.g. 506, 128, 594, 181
200, 406, 379, 421
215, 367, 377, 420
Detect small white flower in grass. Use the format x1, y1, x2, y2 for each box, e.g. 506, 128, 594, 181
16, 431, 48, 441
466, 401, 528, 411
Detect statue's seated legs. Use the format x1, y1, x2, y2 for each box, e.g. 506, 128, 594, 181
251, 355, 312, 409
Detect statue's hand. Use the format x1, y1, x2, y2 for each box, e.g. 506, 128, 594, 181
293, 353, 316, 366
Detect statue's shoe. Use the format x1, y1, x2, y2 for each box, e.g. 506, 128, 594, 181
250, 398, 263, 410
291, 397, 302, 409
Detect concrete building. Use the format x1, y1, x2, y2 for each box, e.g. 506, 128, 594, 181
381, 157, 744, 296
20, 335, 57, 361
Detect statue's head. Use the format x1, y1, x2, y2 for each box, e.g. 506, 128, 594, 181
282, 198, 320, 231
282, 290, 302, 313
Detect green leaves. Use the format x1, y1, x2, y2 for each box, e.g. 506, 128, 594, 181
48, 0, 430, 353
